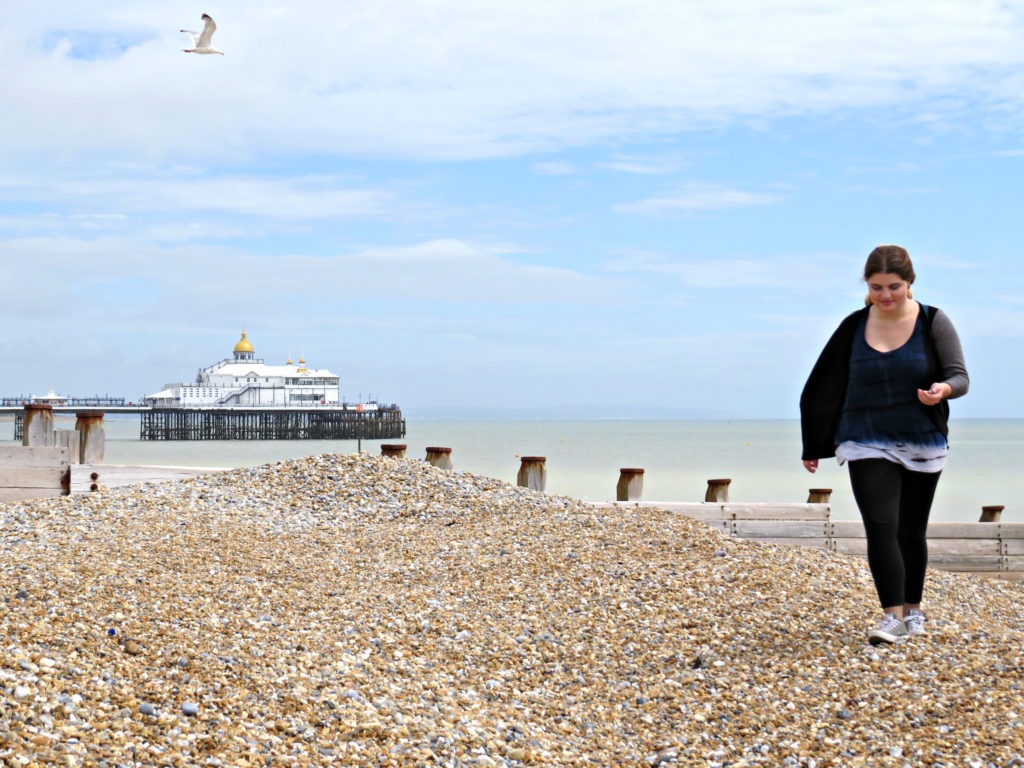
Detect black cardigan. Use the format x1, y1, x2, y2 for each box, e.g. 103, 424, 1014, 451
799, 305, 949, 461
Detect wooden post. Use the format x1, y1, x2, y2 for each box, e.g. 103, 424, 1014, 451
22, 403, 55, 447
517, 456, 547, 492
75, 412, 106, 464
55, 429, 82, 464
616, 468, 644, 501
425, 446, 453, 470
381, 443, 407, 458
807, 488, 832, 503
705, 478, 731, 503
979, 505, 1004, 523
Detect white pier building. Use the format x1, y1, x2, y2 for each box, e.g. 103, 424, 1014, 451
144, 331, 343, 408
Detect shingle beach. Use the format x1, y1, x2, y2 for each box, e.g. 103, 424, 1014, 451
2, 452, 1023, 767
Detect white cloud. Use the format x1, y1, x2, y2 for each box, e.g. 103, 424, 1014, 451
3, 1, 1024, 160
614, 183, 781, 216
3, 172, 396, 221
597, 154, 685, 175
0, 236, 619, 313
602, 249, 856, 291
531, 162, 577, 176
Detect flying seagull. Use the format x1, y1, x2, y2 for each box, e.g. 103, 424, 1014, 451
181, 13, 224, 55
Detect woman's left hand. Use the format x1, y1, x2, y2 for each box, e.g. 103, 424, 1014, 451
918, 383, 952, 406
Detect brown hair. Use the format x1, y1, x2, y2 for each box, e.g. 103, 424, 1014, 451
863, 245, 915, 305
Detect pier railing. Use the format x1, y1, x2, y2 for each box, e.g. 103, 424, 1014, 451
140, 407, 406, 440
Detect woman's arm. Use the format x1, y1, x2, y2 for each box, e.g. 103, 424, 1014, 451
931, 309, 969, 398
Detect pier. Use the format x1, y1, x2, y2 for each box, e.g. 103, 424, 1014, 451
139, 405, 405, 440
1, 403, 406, 441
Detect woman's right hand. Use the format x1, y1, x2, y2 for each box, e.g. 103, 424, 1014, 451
803, 459, 818, 473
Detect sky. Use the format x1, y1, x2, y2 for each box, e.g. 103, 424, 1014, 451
2, 1, 1024, 419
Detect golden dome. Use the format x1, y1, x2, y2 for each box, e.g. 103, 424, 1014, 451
234, 331, 254, 354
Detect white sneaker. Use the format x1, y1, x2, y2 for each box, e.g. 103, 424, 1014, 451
868, 613, 908, 645
904, 609, 926, 637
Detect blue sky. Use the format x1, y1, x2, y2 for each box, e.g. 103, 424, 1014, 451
2, 1, 1023, 418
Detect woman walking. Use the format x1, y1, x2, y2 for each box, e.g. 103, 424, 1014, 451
800, 245, 969, 644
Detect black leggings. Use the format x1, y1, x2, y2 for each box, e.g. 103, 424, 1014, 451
847, 459, 941, 609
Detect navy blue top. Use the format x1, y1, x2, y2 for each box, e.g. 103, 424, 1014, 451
835, 311, 947, 451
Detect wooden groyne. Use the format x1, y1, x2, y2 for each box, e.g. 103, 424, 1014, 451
596, 500, 1024, 582
386, 445, 1023, 582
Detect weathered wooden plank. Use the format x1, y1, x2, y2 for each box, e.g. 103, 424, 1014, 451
830, 521, 865, 538
594, 501, 732, 520
693, 519, 733, 535
929, 539, 1001, 556
639, 502, 733, 521
997, 523, 1024, 539
734, 520, 830, 538
0, 467, 68, 489
55, 429, 82, 464
832, 538, 867, 556
727, 503, 830, 521
1001, 540, 1024, 556
0, 445, 70, 499
646, 501, 727, 516
1002, 556, 1024, 571
0, 445, 69, 468
831, 538, 1004, 564
927, 522, 1007, 539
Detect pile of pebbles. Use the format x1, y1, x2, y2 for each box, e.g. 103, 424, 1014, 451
2, 451, 1023, 766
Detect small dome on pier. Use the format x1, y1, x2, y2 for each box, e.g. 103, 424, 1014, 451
234, 331, 255, 361
234, 331, 254, 354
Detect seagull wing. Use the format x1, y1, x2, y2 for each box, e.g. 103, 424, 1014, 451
196, 14, 217, 48
180, 28, 199, 46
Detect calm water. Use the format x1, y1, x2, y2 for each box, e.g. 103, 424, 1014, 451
3, 417, 1021, 523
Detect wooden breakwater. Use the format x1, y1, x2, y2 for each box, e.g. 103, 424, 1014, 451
596, 500, 1024, 582
385, 445, 1023, 582
3, 435, 1017, 581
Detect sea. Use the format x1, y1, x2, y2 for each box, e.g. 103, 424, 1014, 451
3, 416, 1021, 523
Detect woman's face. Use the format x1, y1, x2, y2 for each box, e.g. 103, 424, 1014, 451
866, 272, 911, 312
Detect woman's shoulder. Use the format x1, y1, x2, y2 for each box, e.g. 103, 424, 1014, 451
918, 303, 954, 326
838, 305, 870, 327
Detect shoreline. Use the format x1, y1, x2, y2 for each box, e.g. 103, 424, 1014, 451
71, 463, 227, 493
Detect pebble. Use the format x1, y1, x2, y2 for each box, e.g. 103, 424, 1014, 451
0, 451, 1022, 765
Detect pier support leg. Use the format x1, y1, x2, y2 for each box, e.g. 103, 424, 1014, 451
616, 468, 645, 501
517, 456, 547, 493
